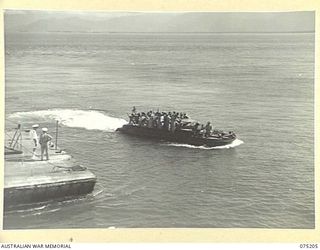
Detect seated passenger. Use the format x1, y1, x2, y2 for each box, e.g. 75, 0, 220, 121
193, 123, 200, 135
205, 122, 212, 137
163, 115, 169, 130
148, 115, 154, 128
170, 116, 176, 133
134, 113, 140, 124
156, 117, 162, 129
200, 124, 205, 137
129, 114, 134, 124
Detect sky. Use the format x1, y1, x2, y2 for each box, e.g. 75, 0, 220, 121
5, 10, 315, 33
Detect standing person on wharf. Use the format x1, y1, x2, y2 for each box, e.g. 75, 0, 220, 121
30, 124, 39, 160
39, 127, 53, 161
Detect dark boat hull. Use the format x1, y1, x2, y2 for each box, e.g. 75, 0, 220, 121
117, 124, 236, 147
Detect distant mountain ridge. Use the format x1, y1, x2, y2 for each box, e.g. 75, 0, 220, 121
5, 11, 315, 33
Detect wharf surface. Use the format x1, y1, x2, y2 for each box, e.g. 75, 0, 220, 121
4, 129, 97, 209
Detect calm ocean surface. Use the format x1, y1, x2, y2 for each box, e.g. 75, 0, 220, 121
4, 32, 314, 229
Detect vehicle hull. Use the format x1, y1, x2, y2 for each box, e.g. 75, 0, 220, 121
117, 124, 236, 147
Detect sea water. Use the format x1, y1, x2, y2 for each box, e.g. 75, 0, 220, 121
4, 32, 314, 228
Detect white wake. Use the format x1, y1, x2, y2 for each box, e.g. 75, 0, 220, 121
165, 138, 244, 150
8, 109, 127, 132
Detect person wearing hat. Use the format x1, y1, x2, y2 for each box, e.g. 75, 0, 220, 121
39, 127, 53, 161
30, 124, 39, 159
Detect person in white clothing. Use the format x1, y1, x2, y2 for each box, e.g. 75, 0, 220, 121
30, 124, 39, 159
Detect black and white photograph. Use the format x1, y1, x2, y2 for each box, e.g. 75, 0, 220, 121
3, 10, 315, 230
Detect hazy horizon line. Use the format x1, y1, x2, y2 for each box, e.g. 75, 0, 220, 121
5, 30, 315, 34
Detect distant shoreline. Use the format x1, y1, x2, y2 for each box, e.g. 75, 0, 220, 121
5, 31, 315, 34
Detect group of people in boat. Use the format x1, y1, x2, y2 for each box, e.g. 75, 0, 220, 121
128, 106, 217, 138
